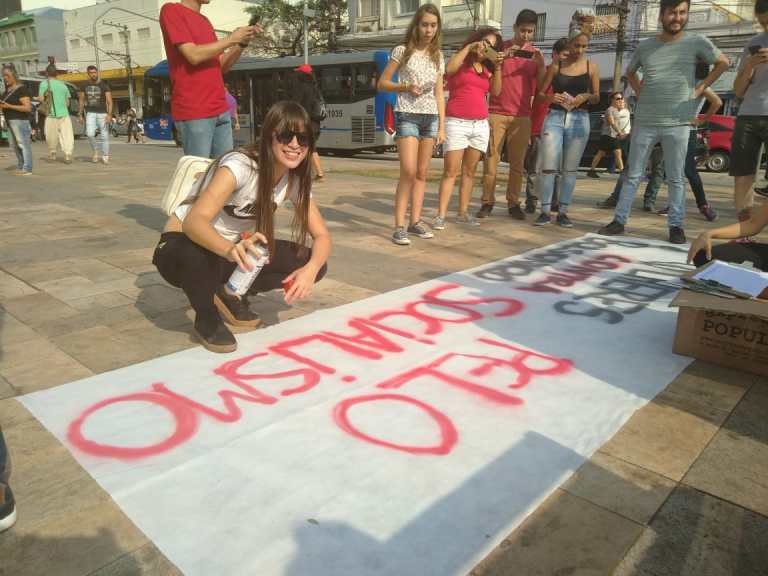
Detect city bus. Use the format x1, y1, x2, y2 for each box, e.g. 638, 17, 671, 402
142, 50, 397, 153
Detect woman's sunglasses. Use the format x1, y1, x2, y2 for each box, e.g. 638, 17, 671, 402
613, 96, 624, 101
274, 130, 310, 147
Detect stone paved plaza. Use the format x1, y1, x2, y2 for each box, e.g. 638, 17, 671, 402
1, 138, 767, 575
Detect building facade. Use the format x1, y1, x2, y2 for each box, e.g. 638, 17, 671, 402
0, 7, 66, 76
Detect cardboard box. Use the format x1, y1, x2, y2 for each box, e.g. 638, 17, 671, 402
671, 288, 768, 376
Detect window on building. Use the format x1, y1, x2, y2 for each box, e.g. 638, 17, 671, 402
30, 27, 36, 43
534, 13, 546, 42
15, 30, 24, 47
0, 33, 7, 49
398, 0, 418, 14
70, 38, 80, 50
137, 27, 151, 40
359, 0, 379, 18
102, 33, 113, 45
442, 0, 464, 7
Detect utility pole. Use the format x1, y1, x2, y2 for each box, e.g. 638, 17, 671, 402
104, 21, 134, 108
612, 0, 631, 93
303, 5, 315, 65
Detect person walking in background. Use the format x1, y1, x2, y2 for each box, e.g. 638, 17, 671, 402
433, 28, 502, 230
587, 92, 630, 178
160, 0, 259, 158
0, 428, 15, 533
533, 22, 600, 227
378, 3, 445, 246
225, 86, 241, 132
730, 0, 768, 223
37, 64, 74, 163
1, 65, 33, 176
478, 9, 545, 221
524, 37, 569, 215
289, 65, 326, 181
598, 0, 728, 244
650, 87, 721, 221
126, 106, 144, 143
78, 65, 112, 164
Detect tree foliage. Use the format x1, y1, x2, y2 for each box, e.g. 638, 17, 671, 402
246, 0, 348, 57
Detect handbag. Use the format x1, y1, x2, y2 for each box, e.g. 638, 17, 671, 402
38, 81, 53, 116
160, 155, 213, 216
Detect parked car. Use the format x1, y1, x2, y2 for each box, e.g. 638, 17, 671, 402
698, 114, 734, 173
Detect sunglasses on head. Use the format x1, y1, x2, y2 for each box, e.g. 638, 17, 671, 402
274, 130, 310, 147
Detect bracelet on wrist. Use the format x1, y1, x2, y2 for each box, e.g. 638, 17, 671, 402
238, 41, 249, 48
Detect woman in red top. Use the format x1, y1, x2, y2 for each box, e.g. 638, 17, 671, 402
433, 29, 502, 230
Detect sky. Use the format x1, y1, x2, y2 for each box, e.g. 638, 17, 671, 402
22, 0, 103, 10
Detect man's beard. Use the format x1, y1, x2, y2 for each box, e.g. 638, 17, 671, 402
661, 18, 687, 35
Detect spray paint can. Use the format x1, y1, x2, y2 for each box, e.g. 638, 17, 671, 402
225, 243, 269, 296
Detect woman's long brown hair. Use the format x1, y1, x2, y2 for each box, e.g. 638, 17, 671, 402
202, 101, 315, 257
400, 3, 443, 71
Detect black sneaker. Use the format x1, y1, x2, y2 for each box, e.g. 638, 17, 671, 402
755, 186, 768, 199
657, 206, 669, 216
214, 288, 262, 328
643, 200, 655, 212
556, 213, 574, 228
194, 312, 237, 354
534, 213, 551, 226
524, 197, 537, 214
476, 204, 493, 218
587, 169, 600, 179
669, 226, 686, 245
596, 197, 617, 209
508, 204, 526, 220
597, 220, 625, 236
0, 483, 16, 533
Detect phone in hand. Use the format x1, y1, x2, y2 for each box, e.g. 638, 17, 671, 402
510, 49, 534, 59
248, 14, 261, 27
483, 44, 499, 62
749, 45, 762, 55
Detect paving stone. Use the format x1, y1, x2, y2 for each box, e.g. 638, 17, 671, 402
89, 543, 183, 576
0, 375, 15, 399
130, 284, 191, 317
614, 486, 768, 576
1, 292, 80, 327
0, 397, 35, 430
5, 257, 136, 285
0, 269, 38, 300
561, 450, 677, 525
472, 489, 643, 576
34, 304, 147, 339
0, 337, 93, 394
683, 384, 768, 517
0, 308, 39, 346
65, 291, 135, 312
600, 399, 721, 482
97, 248, 156, 274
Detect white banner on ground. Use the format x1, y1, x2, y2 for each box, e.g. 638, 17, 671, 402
21, 234, 693, 576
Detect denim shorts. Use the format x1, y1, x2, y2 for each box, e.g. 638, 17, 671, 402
396, 112, 439, 140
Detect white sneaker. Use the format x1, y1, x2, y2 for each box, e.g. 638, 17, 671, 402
392, 227, 411, 246
92, 153, 99, 163
102, 155, 110, 164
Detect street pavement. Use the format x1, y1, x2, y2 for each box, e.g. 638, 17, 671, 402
0, 138, 767, 575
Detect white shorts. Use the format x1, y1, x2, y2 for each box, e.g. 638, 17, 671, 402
444, 117, 490, 153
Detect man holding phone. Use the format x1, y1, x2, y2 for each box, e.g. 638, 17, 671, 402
160, 0, 261, 158
478, 8, 545, 221
730, 0, 768, 221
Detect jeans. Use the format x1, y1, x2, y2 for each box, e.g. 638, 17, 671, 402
395, 112, 439, 140
176, 112, 234, 159
641, 146, 666, 203
7, 119, 32, 172
86, 112, 110, 156
537, 109, 590, 213
615, 124, 689, 228
524, 135, 560, 206
643, 131, 708, 208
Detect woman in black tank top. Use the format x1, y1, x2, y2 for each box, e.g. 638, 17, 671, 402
533, 26, 600, 227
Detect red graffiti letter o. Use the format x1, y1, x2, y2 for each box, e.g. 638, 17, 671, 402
333, 393, 458, 455
67, 392, 199, 460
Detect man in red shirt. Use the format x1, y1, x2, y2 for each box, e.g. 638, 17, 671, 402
160, 0, 258, 158
478, 9, 545, 220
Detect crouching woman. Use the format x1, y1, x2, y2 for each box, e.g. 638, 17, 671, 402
153, 101, 331, 353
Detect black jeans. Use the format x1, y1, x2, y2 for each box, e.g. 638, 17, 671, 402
152, 233, 327, 318
693, 241, 768, 271
0, 428, 10, 488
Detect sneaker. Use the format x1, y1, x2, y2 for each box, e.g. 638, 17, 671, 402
669, 226, 686, 245
407, 221, 434, 239
92, 153, 99, 163
755, 186, 768, 199
64, 155, 72, 164
12, 170, 31, 176
475, 203, 493, 219
534, 213, 551, 226
524, 196, 537, 214
0, 483, 16, 532
392, 226, 411, 245
455, 213, 480, 226
556, 213, 574, 228
699, 204, 717, 222
643, 200, 655, 212
587, 169, 600, 179
102, 155, 110, 164
508, 204, 526, 220
657, 206, 669, 216
432, 215, 446, 230
194, 312, 237, 353
214, 288, 262, 328
597, 220, 625, 236
47, 153, 57, 162
596, 197, 617, 209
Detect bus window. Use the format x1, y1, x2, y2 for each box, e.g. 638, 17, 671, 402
319, 66, 353, 103
354, 63, 378, 97
143, 76, 167, 118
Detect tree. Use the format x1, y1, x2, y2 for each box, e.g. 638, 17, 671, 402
246, 0, 347, 57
